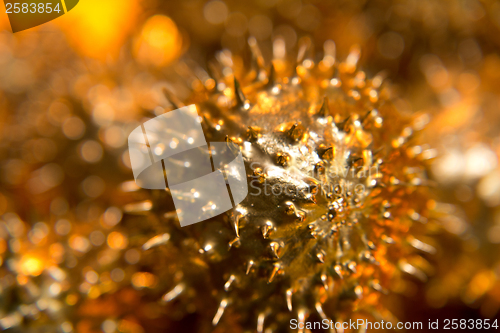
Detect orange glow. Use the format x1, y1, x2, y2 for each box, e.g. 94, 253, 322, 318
19, 255, 44, 276
131, 272, 157, 289
56, 0, 140, 59
17, 274, 29, 285
134, 15, 183, 67
107, 231, 128, 250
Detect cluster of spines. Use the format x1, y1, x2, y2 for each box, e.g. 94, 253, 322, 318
122, 37, 439, 332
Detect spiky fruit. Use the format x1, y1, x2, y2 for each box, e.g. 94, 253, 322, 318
122, 39, 440, 332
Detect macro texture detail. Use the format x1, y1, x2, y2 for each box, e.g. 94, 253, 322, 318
124, 40, 440, 332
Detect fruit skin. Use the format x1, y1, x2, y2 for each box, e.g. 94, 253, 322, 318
123, 40, 441, 332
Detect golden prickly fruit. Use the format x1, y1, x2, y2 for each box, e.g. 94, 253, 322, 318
123, 39, 440, 332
